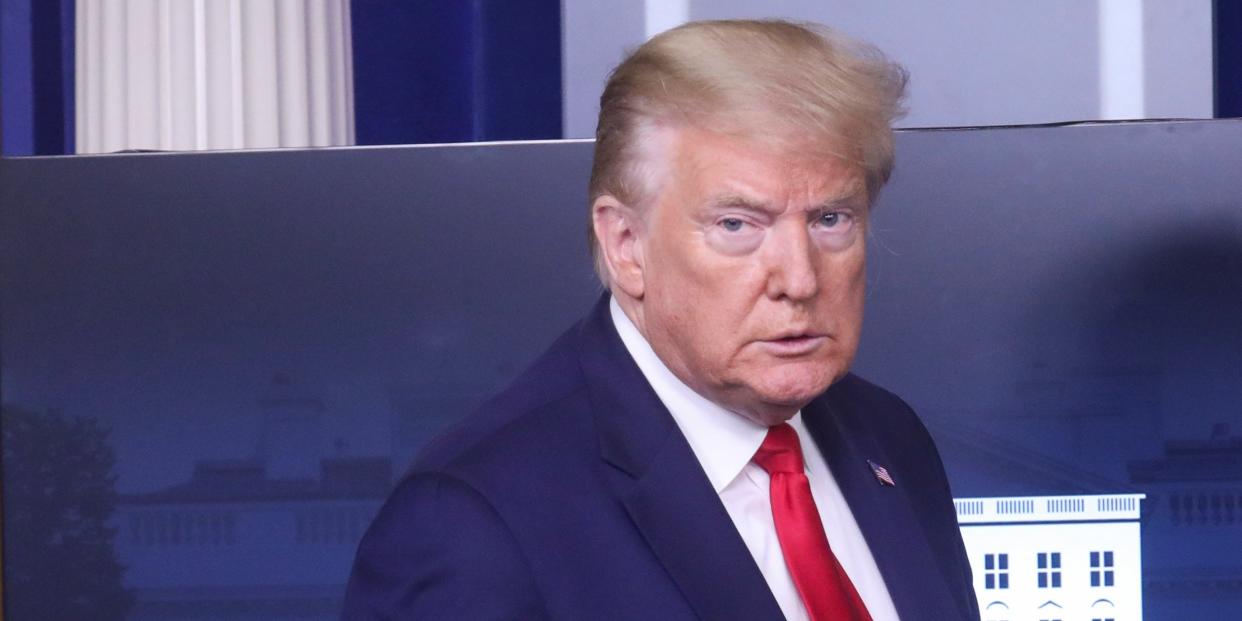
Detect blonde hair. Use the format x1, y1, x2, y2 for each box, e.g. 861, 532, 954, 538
588, 19, 908, 283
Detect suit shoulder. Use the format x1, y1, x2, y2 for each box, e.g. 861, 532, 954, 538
826, 373, 919, 419
821, 373, 937, 449
343, 471, 546, 618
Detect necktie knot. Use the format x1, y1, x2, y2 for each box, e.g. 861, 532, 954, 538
753, 423, 805, 475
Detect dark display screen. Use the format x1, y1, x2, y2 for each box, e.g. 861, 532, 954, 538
3, 121, 1240, 619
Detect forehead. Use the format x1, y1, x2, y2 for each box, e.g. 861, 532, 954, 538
664, 125, 866, 207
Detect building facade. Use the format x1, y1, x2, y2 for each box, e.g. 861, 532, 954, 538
958, 494, 1145, 621
114, 457, 390, 621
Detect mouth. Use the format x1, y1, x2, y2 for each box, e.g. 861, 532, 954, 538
756, 333, 829, 356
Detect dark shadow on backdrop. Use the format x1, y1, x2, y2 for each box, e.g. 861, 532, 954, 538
1085, 222, 1242, 621
1024, 215, 1242, 444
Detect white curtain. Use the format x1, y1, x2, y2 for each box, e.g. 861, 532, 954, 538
76, 0, 354, 153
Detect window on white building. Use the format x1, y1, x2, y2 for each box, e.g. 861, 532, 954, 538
1090, 550, 1116, 587
1037, 552, 1062, 588
984, 553, 1009, 589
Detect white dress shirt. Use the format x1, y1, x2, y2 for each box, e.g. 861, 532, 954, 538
610, 298, 900, 621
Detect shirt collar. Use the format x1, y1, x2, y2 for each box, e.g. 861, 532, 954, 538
610, 297, 771, 493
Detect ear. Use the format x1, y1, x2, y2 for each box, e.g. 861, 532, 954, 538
592, 194, 646, 299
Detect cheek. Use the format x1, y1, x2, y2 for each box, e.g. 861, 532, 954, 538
647, 239, 756, 329
823, 251, 867, 327
653, 289, 744, 377
826, 246, 866, 293
846, 260, 866, 309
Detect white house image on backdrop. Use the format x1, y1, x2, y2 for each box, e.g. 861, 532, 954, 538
956, 494, 1145, 621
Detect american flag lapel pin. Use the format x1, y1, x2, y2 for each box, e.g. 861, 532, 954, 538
867, 460, 896, 487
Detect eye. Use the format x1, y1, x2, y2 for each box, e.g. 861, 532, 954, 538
706, 215, 763, 254
817, 211, 844, 228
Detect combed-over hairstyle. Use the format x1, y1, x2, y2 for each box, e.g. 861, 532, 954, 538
587, 19, 908, 284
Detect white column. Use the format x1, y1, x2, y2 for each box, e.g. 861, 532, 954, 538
1141, 0, 1213, 119
1098, 0, 1146, 120
76, 0, 354, 153
1098, 0, 1213, 121
276, 0, 310, 147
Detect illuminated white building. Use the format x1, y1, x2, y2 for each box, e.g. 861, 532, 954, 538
956, 494, 1145, 621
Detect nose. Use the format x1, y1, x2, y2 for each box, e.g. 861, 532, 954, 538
764, 222, 819, 302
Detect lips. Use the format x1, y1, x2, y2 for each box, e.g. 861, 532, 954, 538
770, 329, 825, 341
757, 333, 828, 356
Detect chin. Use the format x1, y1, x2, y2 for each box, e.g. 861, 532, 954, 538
715, 356, 851, 425
766, 363, 841, 399
745, 370, 838, 423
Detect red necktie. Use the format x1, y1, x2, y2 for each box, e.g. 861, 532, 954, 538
753, 424, 873, 621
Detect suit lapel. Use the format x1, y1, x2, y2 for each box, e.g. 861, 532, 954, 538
619, 434, 786, 621
803, 395, 962, 620
577, 296, 785, 621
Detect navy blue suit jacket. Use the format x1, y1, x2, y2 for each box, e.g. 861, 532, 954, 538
343, 297, 980, 620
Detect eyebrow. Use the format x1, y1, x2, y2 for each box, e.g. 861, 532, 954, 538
705, 191, 867, 215
706, 194, 778, 215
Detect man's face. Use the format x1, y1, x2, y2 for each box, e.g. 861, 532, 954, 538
635, 126, 868, 426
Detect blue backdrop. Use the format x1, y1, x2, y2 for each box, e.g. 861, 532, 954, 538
3, 120, 1241, 619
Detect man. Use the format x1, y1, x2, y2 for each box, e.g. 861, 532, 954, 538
344, 20, 979, 620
